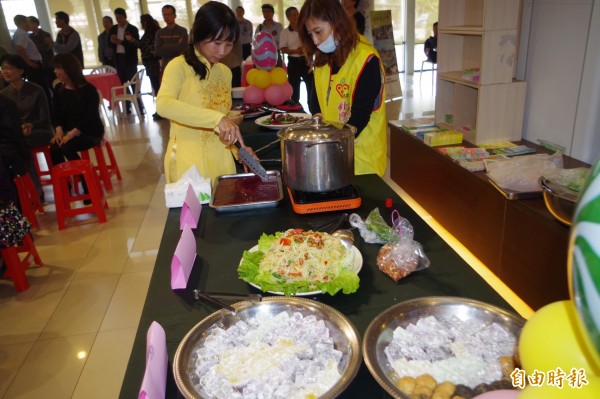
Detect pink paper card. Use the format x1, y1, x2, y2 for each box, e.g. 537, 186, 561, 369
171, 225, 197, 289
180, 183, 201, 230
138, 321, 167, 399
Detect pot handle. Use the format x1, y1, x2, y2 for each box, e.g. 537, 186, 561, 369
303, 140, 343, 156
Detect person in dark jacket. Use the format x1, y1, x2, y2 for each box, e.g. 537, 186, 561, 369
97, 16, 115, 66
109, 8, 140, 113
50, 53, 104, 197
0, 95, 31, 178
110, 8, 139, 86
135, 14, 161, 96
53, 11, 84, 68
50, 53, 103, 166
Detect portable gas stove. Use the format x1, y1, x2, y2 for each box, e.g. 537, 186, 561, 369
287, 184, 361, 214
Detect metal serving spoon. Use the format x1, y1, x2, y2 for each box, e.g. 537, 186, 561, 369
332, 228, 355, 249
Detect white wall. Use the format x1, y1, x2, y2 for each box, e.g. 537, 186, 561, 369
519, 0, 600, 164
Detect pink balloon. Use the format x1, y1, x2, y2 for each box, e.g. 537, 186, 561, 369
242, 85, 265, 104
472, 390, 520, 399
264, 84, 288, 106
283, 82, 293, 99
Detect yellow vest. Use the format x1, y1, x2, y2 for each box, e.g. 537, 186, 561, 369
314, 38, 387, 176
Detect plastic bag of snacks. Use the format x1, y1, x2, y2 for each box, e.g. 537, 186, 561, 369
376, 210, 430, 282
349, 208, 393, 244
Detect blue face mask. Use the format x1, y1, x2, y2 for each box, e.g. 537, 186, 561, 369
317, 33, 338, 53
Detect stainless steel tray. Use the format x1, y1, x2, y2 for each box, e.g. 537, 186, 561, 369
363, 296, 525, 399
489, 178, 542, 200
209, 170, 283, 212
173, 297, 362, 399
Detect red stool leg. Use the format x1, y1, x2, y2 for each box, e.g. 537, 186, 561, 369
51, 160, 108, 229
13, 173, 43, 228
93, 145, 113, 190
0, 247, 30, 291
32, 146, 53, 186
22, 234, 43, 265
51, 168, 68, 230
103, 139, 122, 180
82, 163, 108, 223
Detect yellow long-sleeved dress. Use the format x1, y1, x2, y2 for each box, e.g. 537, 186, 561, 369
157, 48, 236, 183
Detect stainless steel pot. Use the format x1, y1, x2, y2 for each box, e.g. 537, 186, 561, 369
277, 116, 356, 192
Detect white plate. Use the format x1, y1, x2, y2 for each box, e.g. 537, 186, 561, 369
255, 113, 311, 129
243, 109, 268, 119
243, 244, 363, 296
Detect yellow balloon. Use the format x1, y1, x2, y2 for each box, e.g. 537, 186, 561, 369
270, 67, 288, 85
518, 375, 600, 399
254, 69, 271, 89
246, 68, 258, 86
519, 300, 600, 376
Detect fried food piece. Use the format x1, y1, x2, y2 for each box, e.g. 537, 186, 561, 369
411, 374, 437, 399
499, 356, 515, 380
396, 376, 416, 395
432, 381, 456, 399
451, 397, 466, 399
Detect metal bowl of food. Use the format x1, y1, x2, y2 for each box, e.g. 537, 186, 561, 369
174, 297, 361, 398
363, 296, 525, 399
539, 176, 581, 225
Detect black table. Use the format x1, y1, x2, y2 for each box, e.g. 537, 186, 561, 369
119, 174, 514, 398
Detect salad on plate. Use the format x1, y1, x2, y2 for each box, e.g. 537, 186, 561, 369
238, 229, 360, 296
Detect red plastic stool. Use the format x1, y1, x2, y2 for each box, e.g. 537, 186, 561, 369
32, 146, 53, 186
13, 173, 44, 228
80, 139, 122, 190
51, 160, 108, 230
0, 234, 43, 291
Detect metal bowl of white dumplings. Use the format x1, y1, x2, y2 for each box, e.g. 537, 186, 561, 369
362, 296, 525, 399
173, 297, 361, 398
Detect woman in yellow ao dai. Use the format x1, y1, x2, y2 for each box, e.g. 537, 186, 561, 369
157, 1, 247, 183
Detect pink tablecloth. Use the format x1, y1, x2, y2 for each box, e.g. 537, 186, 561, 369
85, 73, 122, 102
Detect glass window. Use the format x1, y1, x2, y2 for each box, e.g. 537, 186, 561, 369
415, 0, 437, 43
1, 0, 38, 37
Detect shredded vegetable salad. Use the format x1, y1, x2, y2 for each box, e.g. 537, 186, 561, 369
238, 229, 360, 296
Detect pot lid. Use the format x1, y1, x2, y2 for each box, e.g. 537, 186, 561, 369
277, 115, 357, 141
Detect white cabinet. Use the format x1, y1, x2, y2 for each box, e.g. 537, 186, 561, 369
435, 0, 526, 144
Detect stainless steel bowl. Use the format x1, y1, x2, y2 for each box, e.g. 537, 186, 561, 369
174, 297, 361, 398
539, 177, 580, 225
362, 296, 525, 399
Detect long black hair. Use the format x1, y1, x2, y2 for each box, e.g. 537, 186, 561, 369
140, 14, 160, 37
185, 1, 239, 80
53, 53, 86, 89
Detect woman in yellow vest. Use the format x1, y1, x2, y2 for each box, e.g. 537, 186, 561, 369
157, 1, 250, 183
298, 0, 387, 176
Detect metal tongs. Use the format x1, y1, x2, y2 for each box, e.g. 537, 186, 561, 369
193, 289, 262, 314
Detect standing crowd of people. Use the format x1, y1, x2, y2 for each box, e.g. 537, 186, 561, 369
2, 1, 385, 214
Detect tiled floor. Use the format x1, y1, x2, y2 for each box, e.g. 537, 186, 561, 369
0, 71, 527, 398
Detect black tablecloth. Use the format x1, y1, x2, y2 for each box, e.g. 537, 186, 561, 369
119, 174, 514, 398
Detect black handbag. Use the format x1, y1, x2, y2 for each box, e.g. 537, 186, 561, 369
0, 202, 31, 248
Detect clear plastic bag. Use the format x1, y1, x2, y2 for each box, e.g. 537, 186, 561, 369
376, 210, 431, 282
349, 208, 393, 244
487, 152, 564, 192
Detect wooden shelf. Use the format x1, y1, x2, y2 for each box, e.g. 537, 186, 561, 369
435, 79, 526, 144
439, 0, 520, 31
436, 0, 525, 144
439, 26, 483, 35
